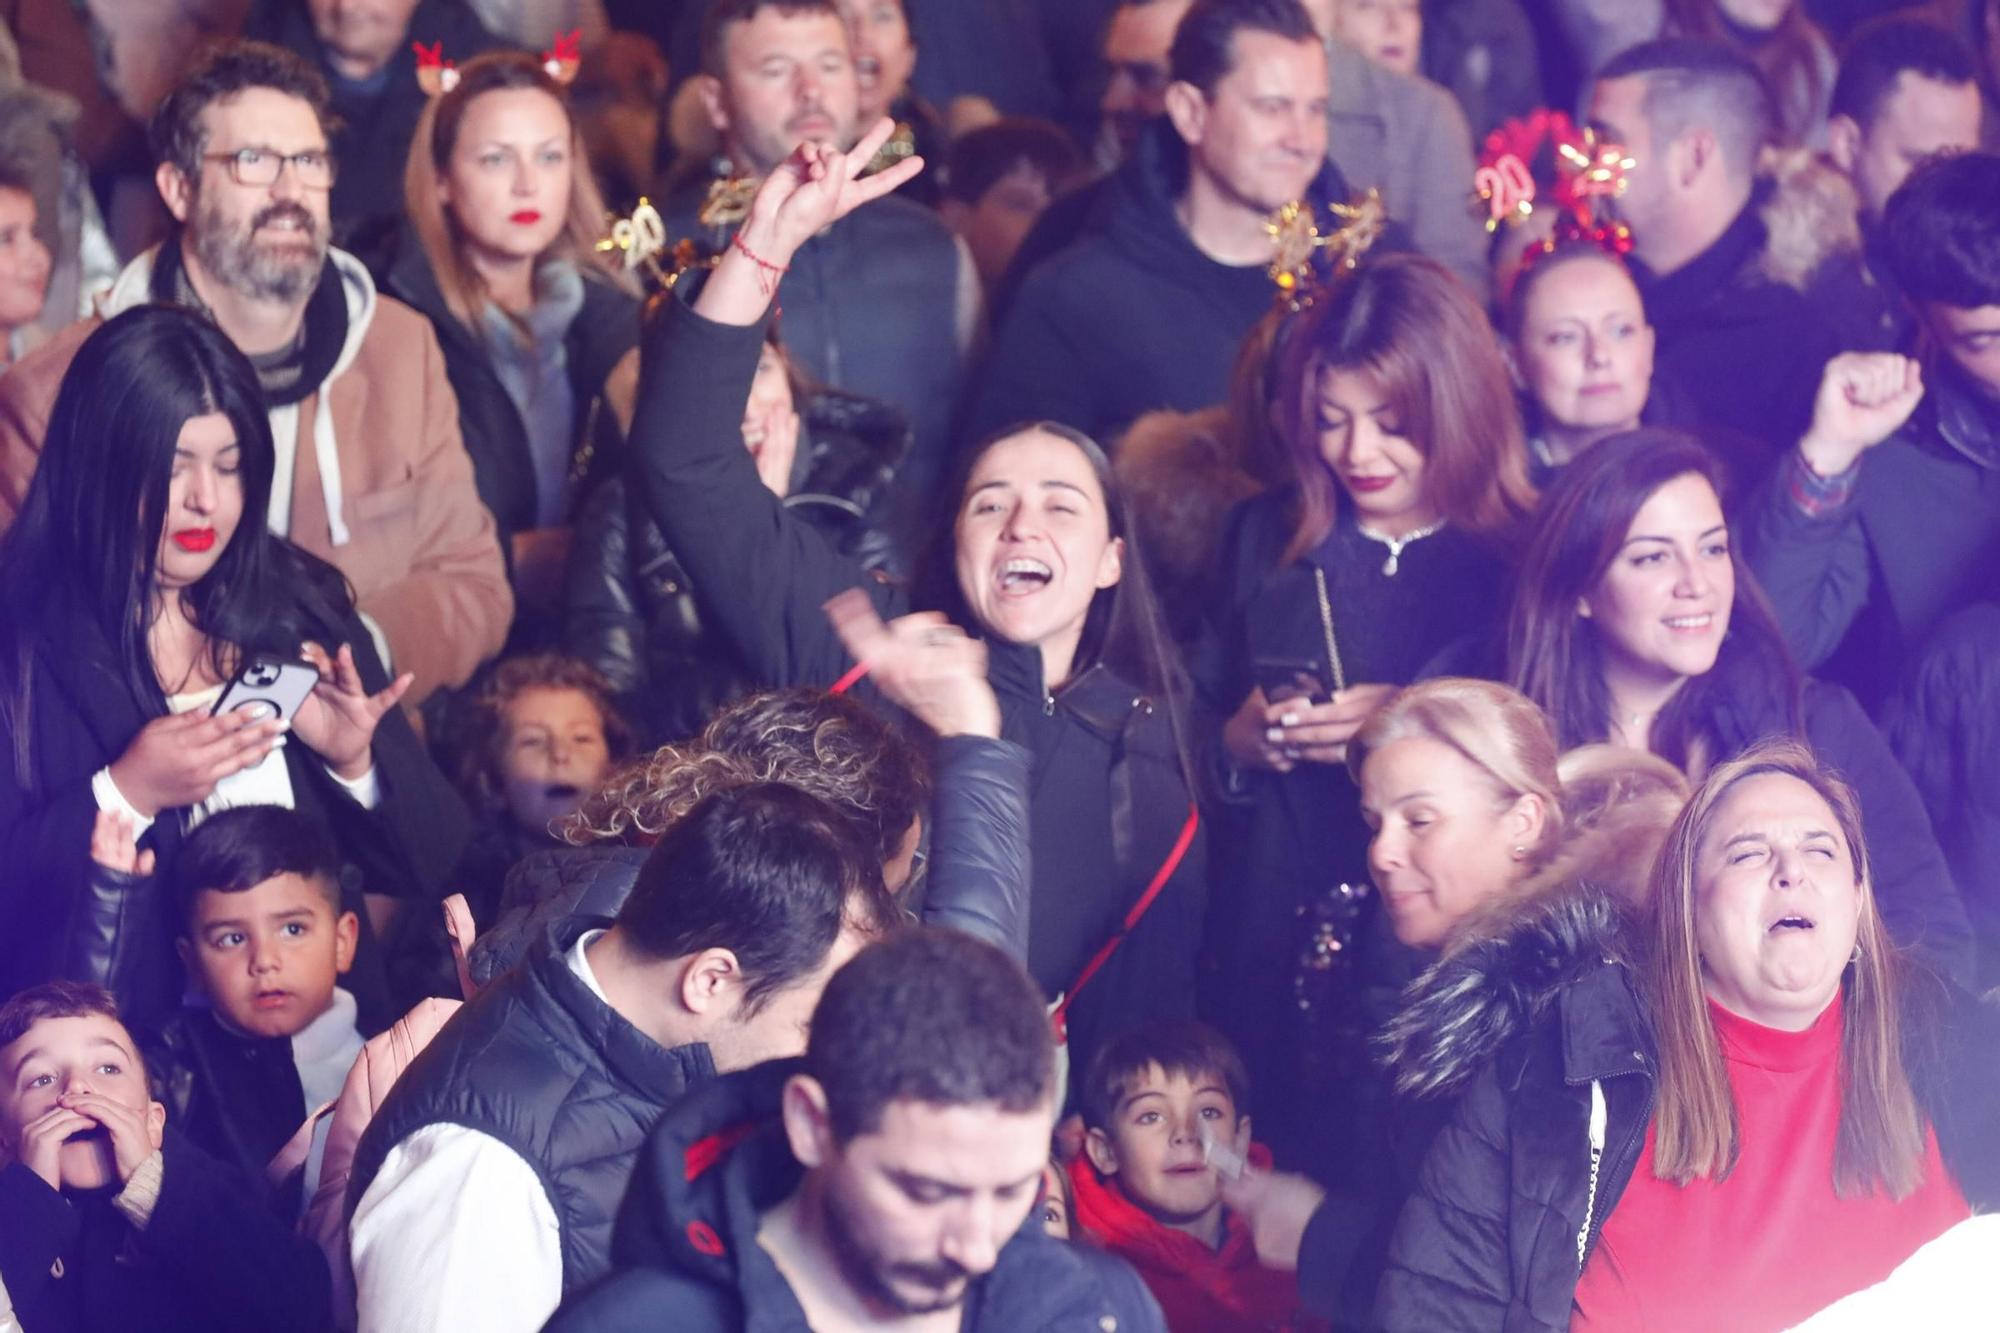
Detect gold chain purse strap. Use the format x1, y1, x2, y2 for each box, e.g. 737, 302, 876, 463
1314, 566, 1348, 694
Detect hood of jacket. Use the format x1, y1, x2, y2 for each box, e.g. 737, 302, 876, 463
470, 844, 650, 986
1379, 881, 1640, 1102
1756, 147, 1862, 293
108, 241, 377, 546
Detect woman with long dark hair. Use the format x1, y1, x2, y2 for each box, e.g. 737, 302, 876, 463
1506, 428, 1974, 980
0, 304, 468, 1029
1199, 253, 1535, 1166
623, 122, 1204, 1075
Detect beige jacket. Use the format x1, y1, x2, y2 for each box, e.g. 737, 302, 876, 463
0, 246, 512, 700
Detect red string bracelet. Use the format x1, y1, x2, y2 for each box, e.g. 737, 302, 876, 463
731, 230, 789, 316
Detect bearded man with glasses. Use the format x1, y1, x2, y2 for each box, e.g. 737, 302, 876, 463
0, 40, 511, 711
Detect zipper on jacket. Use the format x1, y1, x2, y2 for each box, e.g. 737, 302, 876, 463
1575, 1065, 1652, 1267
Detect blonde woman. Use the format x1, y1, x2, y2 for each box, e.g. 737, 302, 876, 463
1379, 740, 2000, 1331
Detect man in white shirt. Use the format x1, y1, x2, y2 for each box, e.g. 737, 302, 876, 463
344, 783, 892, 1332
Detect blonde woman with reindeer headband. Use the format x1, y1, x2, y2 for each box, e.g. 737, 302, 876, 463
1192, 245, 1536, 1174
387, 43, 641, 626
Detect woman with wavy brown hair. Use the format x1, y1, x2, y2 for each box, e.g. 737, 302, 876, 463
1379, 740, 2000, 1331
1196, 253, 1535, 1165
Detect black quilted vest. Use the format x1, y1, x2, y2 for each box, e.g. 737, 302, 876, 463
346, 919, 716, 1293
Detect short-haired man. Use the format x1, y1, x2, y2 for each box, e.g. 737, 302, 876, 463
940, 117, 1088, 294
1590, 37, 1876, 461
965, 0, 1363, 446
1825, 16, 1984, 345
546, 927, 1167, 1331
346, 783, 893, 1332
669, 0, 978, 506
997, 0, 1483, 324
245, 0, 507, 239
0, 41, 511, 702
1745, 152, 2000, 987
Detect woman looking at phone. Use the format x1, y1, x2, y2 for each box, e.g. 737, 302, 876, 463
0, 305, 467, 1029
1197, 254, 1535, 1164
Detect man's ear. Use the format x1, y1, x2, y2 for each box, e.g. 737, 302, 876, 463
1083, 1125, 1119, 1176
696, 74, 730, 138
1162, 80, 1207, 147
779, 1073, 835, 1169
678, 947, 744, 1018
333, 909, 360, 976
1673, 127, 1718, 191
1825, 114, 1861, 176
156, 161, 194, 225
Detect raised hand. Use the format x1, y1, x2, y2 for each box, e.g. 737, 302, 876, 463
1799, 352, 1924, 478
106, 709, 286, 819
89, 809, 156, 877
290, 641, 413, 782
1217, 1164, 1327, 1272
825, 589, 1001, 739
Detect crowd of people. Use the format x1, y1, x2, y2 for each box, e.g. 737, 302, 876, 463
1, 0, 1998, 1330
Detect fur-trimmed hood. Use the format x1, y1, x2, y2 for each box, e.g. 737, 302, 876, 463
1757, 147, 1863, 292
1380, 882, 1640, 1103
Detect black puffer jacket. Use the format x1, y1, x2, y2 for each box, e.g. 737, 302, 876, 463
563, 387, 908, 748
545, 1060, 1167, 1332
346, 917, 718, 1296
469, 733, 1035, 983
1374, 890, 2000, 1332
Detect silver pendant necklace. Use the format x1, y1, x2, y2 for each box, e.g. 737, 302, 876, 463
1356, 518, 1447, 576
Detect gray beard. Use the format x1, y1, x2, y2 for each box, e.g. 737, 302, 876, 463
191, 196, 326, 305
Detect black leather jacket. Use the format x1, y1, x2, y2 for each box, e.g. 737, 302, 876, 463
562, 387, 907, 747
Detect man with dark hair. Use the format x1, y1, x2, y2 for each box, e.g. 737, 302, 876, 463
547, 928, 1166, 1331
1828, 16, 1983, 225
1590, 36, 1873, 462
964, 0, 1363, 446
346, 783, 892, 1331
940, 117, 1087, 293
1746, 151, 2000, 986
0, 979, 334, 1333
671, 0, 976, 509
244, 0, 507, 239
0, 39, 512, 704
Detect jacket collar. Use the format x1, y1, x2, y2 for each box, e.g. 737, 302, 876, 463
1558, 959, 1652, 1086
1631, 194, 1767, 330
531, 917, 718, 1101
1916, 357, 2000, 471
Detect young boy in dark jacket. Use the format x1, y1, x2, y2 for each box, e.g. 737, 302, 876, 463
102, 805, 366, 1214
0, 979, 333, 1333
1069, 1020, 1322, 1333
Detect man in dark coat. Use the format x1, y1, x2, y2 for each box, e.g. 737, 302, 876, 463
547, 928, 1167, 1332
244, 0, 509, 246
1591, 38, 1879, 471
964, 0, 1347, 449
344, 784, 895, 1332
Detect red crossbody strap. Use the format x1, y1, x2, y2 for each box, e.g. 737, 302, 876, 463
1051, 802, 1200, 1042
830, 661, 870, 695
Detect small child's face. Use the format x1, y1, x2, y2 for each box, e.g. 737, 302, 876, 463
181, 873, 357, 1039
499, 687, 612, 833
0, 1014, 165, 1191
1085, 1065, 1248, 1225
1039, 1162, 1071, 1238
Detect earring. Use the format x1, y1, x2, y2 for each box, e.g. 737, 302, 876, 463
1511, 845, 1528, 860
1849, 944, 1862, 965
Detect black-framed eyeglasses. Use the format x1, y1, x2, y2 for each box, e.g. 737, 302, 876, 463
202, 147, 337, 189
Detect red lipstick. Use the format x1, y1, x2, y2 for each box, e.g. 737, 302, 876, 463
509, 209, 543, 225
172, 528, 216, 553
1345, 475, 1395, 494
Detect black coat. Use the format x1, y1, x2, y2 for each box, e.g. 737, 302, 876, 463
628, 297, 1205, 1077
1374, 896, 2000, 1332
0, 588, 470, 1034
380, 232, 642, 549
141, 1006, 314, 1214
244, 0, 509, 240
346, 918, 718, 1297
544, 1060, 1168, 1332
963, 122, 1368, 447
563, 387, 908, 748
0, 1135, 333, 1333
